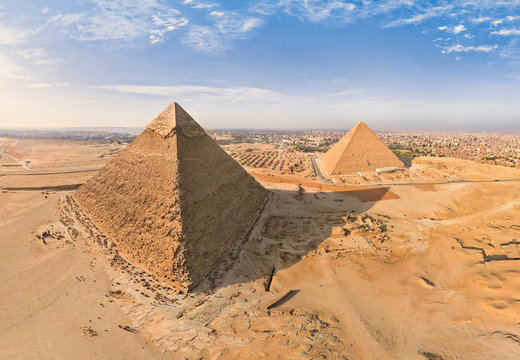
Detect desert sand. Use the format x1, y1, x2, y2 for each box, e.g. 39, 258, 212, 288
2, 132, 520, 359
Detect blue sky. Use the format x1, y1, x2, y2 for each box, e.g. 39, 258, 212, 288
1, 0, 520, 130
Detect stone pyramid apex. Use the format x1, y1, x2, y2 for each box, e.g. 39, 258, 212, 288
343, 122, 371, 137
351, 121, 370, 131
147, 102, 205, 138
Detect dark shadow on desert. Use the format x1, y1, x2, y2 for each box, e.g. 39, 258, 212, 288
192, 186, 395, 293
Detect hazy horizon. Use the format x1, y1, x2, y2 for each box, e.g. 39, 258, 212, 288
2, 125, 520, 133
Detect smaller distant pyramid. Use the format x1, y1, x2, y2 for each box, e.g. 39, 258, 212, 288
321, 122, 404, 176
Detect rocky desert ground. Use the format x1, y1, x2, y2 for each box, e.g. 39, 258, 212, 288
2, 136, 520, 359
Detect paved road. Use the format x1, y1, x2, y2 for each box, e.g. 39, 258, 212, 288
252, 166, 520, 190
310, 155, 333, 184
344, 177, 520, 188
0, 167, 103, 177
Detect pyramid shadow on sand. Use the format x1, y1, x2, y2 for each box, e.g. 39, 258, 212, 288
191, 186, 394, 293
398, 155, 416, 169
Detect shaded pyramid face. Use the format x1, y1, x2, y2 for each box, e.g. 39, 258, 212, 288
321, 122, 404, 176
74, 102, 268, 291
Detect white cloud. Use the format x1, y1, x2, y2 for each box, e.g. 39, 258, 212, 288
13, 48, 63, 66
441, 43, 498, 54
453, 24, 466, 34
305, 76, 351, 86
51, 0, 188, 44
184, 25, 222, 53
499, 38, 520, 59
472, 16, 491, 24
384, 6, 452, 27
183, 10, 262, 54
6, 0, 520, 58
95, 84, 298, 103
149, 9, 189, 44
331, 88, 371, 96
492, 28, 520, 36
91, 83, 520, 131
182, 0, 219, 9
438, 24, 466, 34
27, 83, 69, 88
250, 0, 357, 23
246, 0, 520, 58
488, 15, 520, 27
14, 48, 48, 59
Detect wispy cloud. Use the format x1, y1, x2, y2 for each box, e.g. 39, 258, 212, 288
182, 0, 219, 10
183, 10, 262, 54
149, 9, 188, 44
13, 48, 62, 66
51, 0, 188, 44
472, 16, 492, 24
4, 0, 520, 58
250, 0, 358, 23
95, 84, 297, 103
247, 1, 520, 58
441, 43, 498, 54
492, 28, 520, 36
92, 83, 520, 131
95, 84, 384, 109
438, 24, 466, 34
499, 38, 520, 59
27, 83, 69, 88
384, 6, 452, 27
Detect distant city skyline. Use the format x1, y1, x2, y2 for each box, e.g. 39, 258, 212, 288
1, 0, 520, 130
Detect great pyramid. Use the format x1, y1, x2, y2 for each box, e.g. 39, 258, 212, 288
321, 122, 404, 176
74, 102, 268, 291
